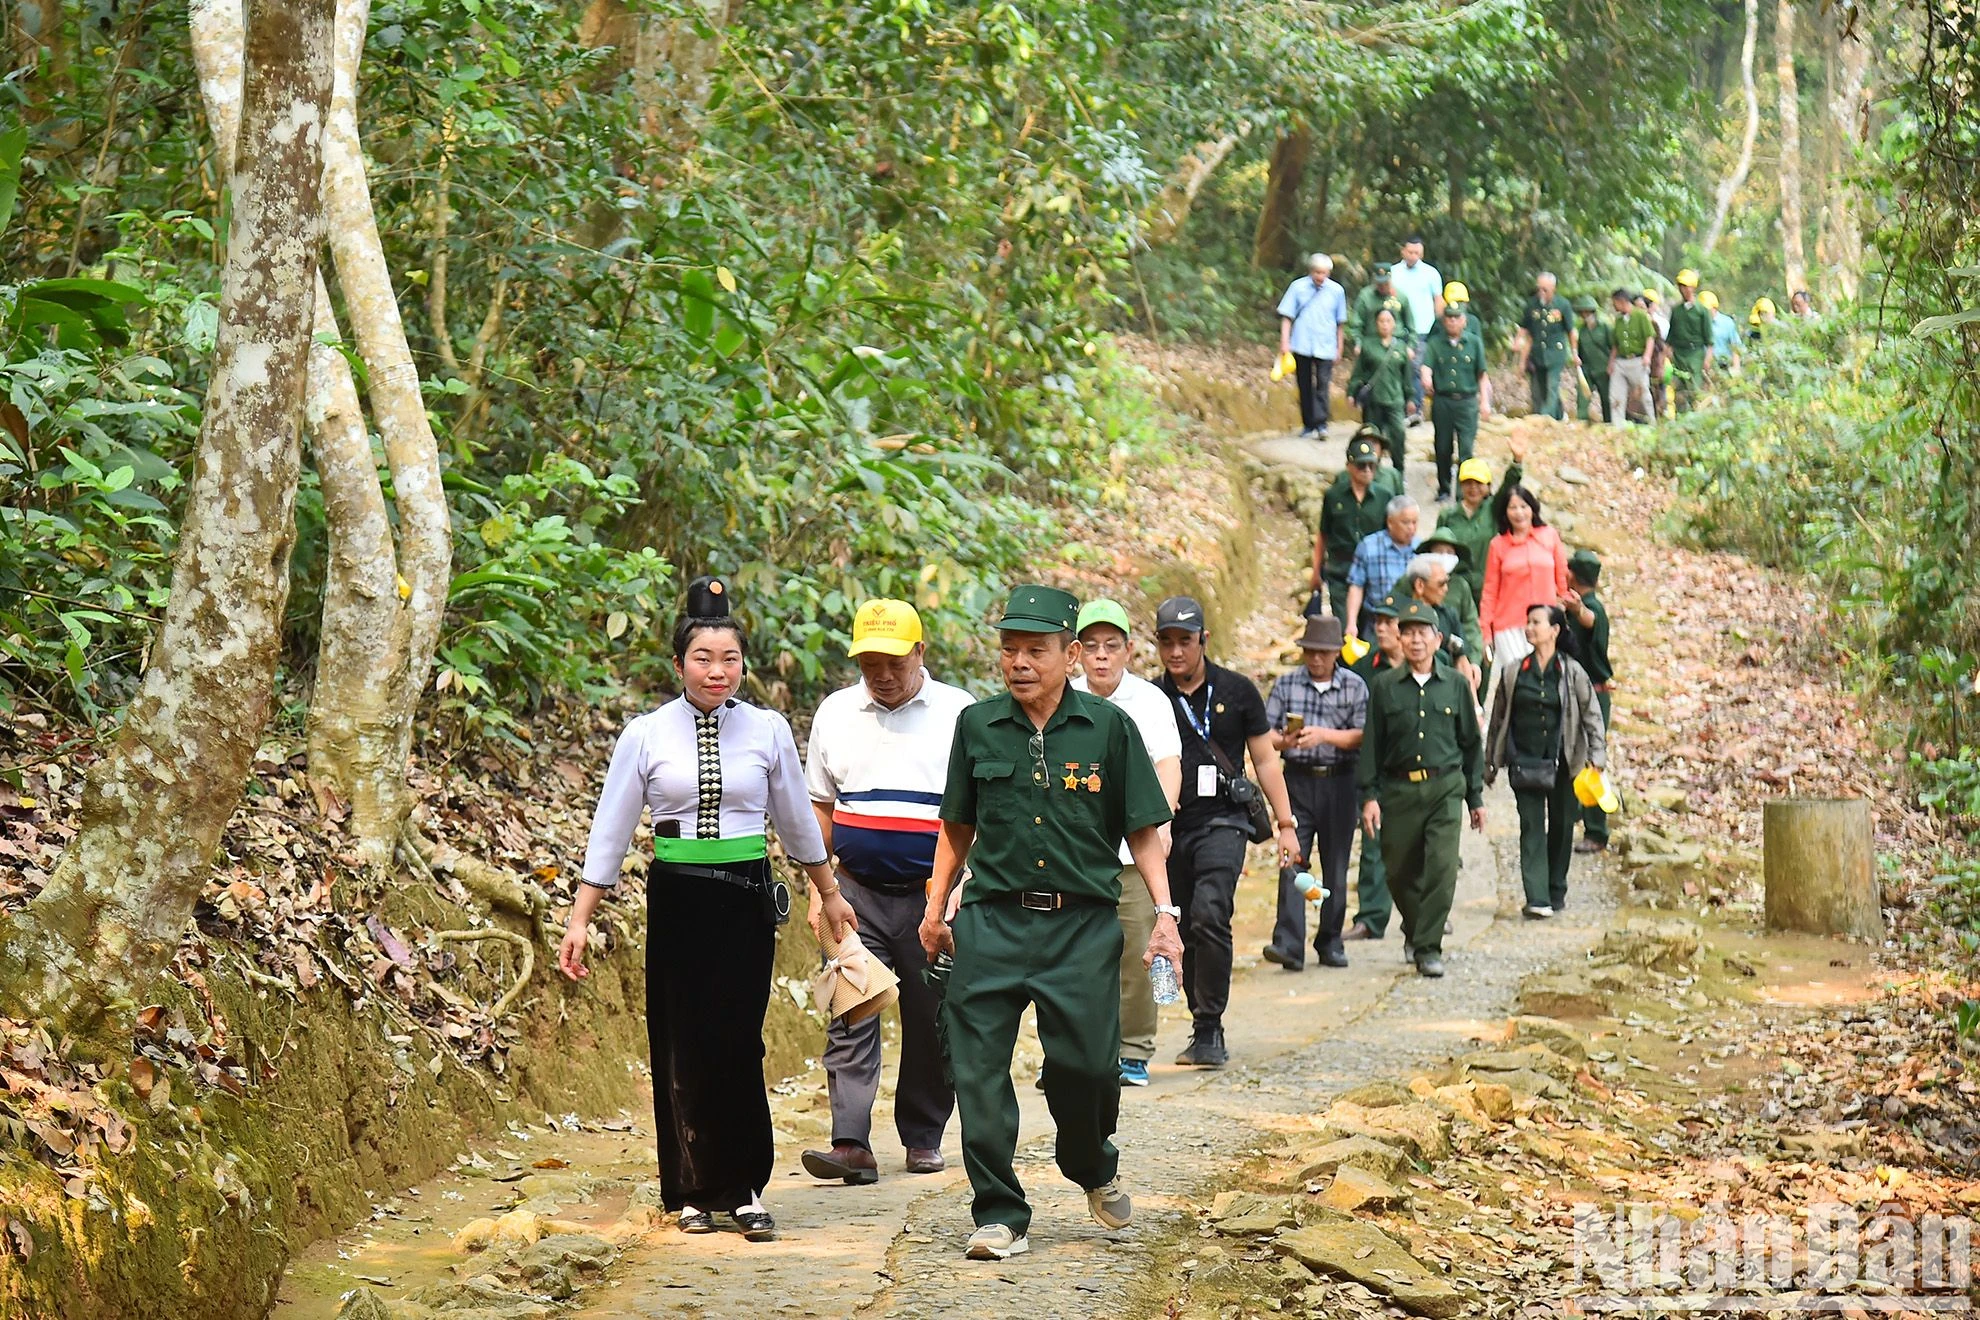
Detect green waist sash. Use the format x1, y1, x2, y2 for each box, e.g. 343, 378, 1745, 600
653, 833, 767, 864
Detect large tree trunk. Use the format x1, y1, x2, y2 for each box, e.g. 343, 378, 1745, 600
0, 0, 334, 1033
1763, 798, 1882, 938
1818, 13, 1869, 301
1702, 0, 1760, 257
1251, 127, 1310, 271
1776, 0, 1807, 295
321, 0, 452, 864
188, 0, 407, 864
1143, 133, 1240, 246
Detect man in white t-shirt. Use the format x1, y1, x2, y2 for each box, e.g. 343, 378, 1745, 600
802, 600, 976, 1184
1071, 599, 1182, 1088
1390, 237, 1443, 427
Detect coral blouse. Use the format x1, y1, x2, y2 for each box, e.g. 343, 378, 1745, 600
1480, 524, 1569, 642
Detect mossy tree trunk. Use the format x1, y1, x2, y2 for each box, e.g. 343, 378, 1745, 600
0, 0, 335, 1034
1251, 127, 1310, 271
1775, 0, 1807, 295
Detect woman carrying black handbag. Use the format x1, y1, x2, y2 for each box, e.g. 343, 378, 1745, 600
1484, 602, 1607, 918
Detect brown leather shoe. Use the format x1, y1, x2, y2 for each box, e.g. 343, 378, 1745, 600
904, 1148, 945, 1174
801, 1143, 878, 1184
1342, 921, 1379, 941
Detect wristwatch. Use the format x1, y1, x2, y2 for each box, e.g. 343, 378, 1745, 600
1154, 903, 1182, 920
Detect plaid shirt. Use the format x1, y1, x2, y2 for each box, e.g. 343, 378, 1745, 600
1265, 665, 1369, 768
1347, 530, 1419, 603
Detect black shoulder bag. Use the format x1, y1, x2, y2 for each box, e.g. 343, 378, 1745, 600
1181, 697, 1275, 844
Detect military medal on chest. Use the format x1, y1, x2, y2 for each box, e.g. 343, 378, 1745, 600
1062, 762, 1082, 791
1084, 763, 1103, 793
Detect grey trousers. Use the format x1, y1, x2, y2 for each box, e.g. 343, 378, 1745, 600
823, 873, 954, 1152
1115, 864, 1158, 1062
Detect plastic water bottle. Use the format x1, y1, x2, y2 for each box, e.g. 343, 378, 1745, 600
1148, 954, 1180, 1005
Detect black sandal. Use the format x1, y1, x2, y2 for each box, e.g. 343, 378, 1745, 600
677, 1209, 715, 1234
731, 1208, 776, 1241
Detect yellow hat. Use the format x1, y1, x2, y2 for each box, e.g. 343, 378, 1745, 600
1676, 268, 1700, 287
1456, 458, 1493, 485
848, 598, 923, 657
1443, 280, 1470, 304
1698, 290, 1719, 311
1750, 296, 1777, 324
1642, 287, 1660, 303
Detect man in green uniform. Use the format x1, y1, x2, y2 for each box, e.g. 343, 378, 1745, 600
1514, 272, 1576, 421
1311, 432, 1400, 624
1563, 550, 1614, 854
1410, 529, 1484, 696
920, 585, 1180, 1261
1350, 261, 1417, 347
1420, 303, 1490, 503
1343, 595, 1402, 943
1664, 269, 1714, 414
1346, 308, 1411, 471
1608, 290, 1656, 426
1573, 296, 1613, 424
1356, 599, 1485, 977
1431, 439, 1525, 612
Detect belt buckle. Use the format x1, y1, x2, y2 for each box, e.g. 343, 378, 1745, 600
1408, 769, 1430, 783
1020, 891, 1059, 911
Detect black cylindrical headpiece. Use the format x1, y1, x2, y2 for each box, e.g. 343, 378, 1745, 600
685, 574, 732, 619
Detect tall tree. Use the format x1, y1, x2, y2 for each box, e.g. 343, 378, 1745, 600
0, 0, 335, 1032
1703, 0, 1761, 257
1776, 0, 1807, 294
1252, 128, 1311, 270
1818, 9, 1870, 300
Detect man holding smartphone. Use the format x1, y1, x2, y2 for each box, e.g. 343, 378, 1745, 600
1262, 615, 1368, 970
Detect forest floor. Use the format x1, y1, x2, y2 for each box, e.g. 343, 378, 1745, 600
283, 357, 1980, 1320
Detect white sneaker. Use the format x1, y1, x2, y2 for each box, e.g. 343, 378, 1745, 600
1522, 904, 1555, 919
1087, 1178, 1133, 1229
965, 1224, 1030, 1259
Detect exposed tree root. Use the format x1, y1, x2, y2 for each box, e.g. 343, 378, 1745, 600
429, 928, 534, 1021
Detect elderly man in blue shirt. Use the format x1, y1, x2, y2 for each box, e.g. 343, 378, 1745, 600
1277, 253, 1349, 440
1344, 495, 1421, 641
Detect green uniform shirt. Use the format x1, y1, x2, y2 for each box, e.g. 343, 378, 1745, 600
1321, 467, 1402, 578
1351, 286, 1417, 344
1518, 295, 1576, 367
1433, 459, 1521, 605
1423, 331, 1487, 396
1613, 308, 1654, 358
1348, 337, 1412, 407
1666, 300, 1713, 355
1445, 306, 1487, 352
1356, 661, 1486, 810
1509, 653, 1564, 764
1349, 649, 1399, 683
1576, 318, 1613, 376
941, 685, 1172, 904
1567, 591, 1612, 687
1417, 580, 1483, 667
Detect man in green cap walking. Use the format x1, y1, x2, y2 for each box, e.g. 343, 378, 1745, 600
1311, 432, 1400, 624
921, 585, 1180, 1261
1357, 599, 1486, 977
1563, 550, 1614, 853
1350, 261, 1417, 347
1420, 302, 1491, 503
1573, 296, 1613, 424
1514, 272, 1576, 421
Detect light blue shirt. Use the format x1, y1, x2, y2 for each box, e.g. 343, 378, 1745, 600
1711, 312, 1740, 357
1277, 276, 1348, 359
1389, 260, 1442, 340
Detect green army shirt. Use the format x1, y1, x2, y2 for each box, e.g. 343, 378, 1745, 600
941, 685, 1172, 904
1349, 649, 1399, 683
1321, 466, 1402, 577
1416, 580, 1483, 667
1433, 459, 1521, 604
1613, 307, 1654, 358
1444, 306, 1487, 352
1567, 592, 1612, 687
1576, 318, 1613, 377
1351, 285, 1417, 344
1518, 295, 1576, 367
1356, 661, 1486, 810
1666, 300, 1713, 355
1423, 331, 1487, 396
1349, 337, 1412, 408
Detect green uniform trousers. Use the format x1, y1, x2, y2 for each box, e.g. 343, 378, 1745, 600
1527, 361, 1565, 420
1364, 401, 1406, 473
1430, 394, 1478, 496
1670, 349, 1707, 412
1581, 690, 1611, 844
1115, 866, 1157, 1063
1576, 368, 1613, 423
945, 899, 1122, 1234
1325, 573, 1350, 629
1353, 826, 1391, 938
1377, 773, 1465, 957
1515, 765, 1578, 910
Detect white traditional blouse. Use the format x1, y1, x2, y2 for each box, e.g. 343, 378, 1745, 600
581, 697, 829, 888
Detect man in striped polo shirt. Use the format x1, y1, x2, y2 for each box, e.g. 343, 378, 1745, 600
801, 599, 974, 1185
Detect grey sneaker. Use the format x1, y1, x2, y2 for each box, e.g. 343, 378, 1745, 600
1087, 1178, 1133, 1229
965, 1223, 1030, 1259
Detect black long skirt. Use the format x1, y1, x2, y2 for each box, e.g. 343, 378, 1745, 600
646, 857, 776, 1212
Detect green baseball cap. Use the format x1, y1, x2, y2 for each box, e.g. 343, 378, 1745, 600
1075, 598, 1132, 638
1572, 295, 1599, 313
998, 584, 1078, 634
1395, 598, 1440, 628
1372, 262, 1393, 278
1365, 595, 1401, 619
1568, 548, 1603, 584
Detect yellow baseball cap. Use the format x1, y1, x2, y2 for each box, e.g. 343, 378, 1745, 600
1642, 287, 1661, 303
1457, 458, 1493, 485
1443, 280, 1469, 304
1750, 296, 1777, 324
1676, 268, 1700, 287
848, 598, 923, 656
1698, 290, 1720, 311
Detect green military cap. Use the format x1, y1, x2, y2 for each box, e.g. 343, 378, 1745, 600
1346, 434, 1381, 465
1371, 261, 1393, 278
1394, 598, 1440, 629
998, 584, 1078, 633
1366, 595, 1401, 619
1572, 295, 1599, 312
1568, 549, 1603, 584
1416, 528, 1471, 566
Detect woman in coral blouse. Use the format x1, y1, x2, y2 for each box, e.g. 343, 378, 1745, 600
1479, 482, 1569, 684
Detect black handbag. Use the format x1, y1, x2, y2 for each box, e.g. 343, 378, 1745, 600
1506, 755, 1559, 792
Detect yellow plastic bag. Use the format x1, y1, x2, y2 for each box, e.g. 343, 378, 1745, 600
1573, 767, 1620, 813
1271, 350, 1296, 382
1340, 634, 1371, 665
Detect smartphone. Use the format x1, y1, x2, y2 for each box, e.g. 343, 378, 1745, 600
1283, 714, 1305, 735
